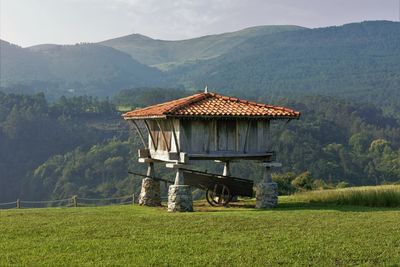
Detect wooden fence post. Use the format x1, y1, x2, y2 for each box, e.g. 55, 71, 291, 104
16, 198, 20, 209
132, 194, 135, 205
72, 195, 78, 207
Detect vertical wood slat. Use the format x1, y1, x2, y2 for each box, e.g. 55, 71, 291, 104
156, 120, 171, 151
217, 120, 227, 151
248, 121, 258, 152
180, 120, 191, 152
265, 120, 271, 151
257, 120, 264, 150
191, 120, 207, 152
243, 121, 251, 153
169, 119, 180, 153
213, 120, 218, 151
235, 120, 240, 151
226, 120, 236, 151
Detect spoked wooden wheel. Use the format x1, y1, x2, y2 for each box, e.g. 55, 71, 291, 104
206, 183, 231, 207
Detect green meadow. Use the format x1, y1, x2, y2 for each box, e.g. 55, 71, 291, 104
287, 184, 400, 207
1, 190, 400, 266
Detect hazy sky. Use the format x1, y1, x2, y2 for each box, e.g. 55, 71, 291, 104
1, 0, 399, 47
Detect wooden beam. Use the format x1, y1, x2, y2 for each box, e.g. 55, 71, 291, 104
130, 120, 148, 149
188, 152, 274, 161
156, 120, 171, 151
168, 119, 180, 153
242, 121, 251, 153
143, 120, 157, 150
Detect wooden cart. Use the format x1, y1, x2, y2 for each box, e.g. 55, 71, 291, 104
129, 169, 254, 207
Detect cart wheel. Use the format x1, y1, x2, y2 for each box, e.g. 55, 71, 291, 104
206, 183, 231, 207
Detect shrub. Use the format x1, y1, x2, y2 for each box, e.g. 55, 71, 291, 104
272, 172, 296, 195
291, 171, 314, 191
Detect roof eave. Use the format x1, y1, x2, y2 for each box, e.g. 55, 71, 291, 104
123, 115, 168, 120
166, 114, 300, 120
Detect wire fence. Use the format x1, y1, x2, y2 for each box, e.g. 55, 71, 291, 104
0, 194, 135, 210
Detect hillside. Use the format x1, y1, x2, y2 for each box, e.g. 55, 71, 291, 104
99, 25, 305, 68
1, 21, 399, 110
0, 41, 164, 97
1, 201, 400, 266
0, 89, 396, 203
0, 40, 53, 82
168, 21, 400, 114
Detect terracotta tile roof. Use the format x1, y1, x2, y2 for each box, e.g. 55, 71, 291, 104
122, 92, 300, 120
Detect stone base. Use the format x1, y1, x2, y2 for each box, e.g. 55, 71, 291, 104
168, 185, 193, 212
255, 181, 278, 209
138, 178, 161, 206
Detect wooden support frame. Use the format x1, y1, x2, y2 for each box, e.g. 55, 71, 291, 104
242, 120, 251, 153
130, 120, 148, 149
143, 120, 157, 150
156, 120, 171, 151
168, 120, 180, 153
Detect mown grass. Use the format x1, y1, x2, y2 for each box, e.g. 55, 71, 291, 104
286, 184, 400, 207
1, 197, 400, 266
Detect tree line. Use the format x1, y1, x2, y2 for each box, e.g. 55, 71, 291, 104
0, 88, 399, 202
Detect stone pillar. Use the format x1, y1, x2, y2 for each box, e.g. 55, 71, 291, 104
168, 185, 193, 212
167, 164, 193, 212
255, 162, 280, 209
138, 162, 161, 206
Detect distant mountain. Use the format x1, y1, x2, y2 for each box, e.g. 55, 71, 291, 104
0, 40, 53, 82
99, 25, 305, 69
167, 21, 400, 115
0, 41, 164, 97
1, 21, 399, 112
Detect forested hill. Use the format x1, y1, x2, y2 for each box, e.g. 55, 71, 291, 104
168, 21, 400, 115
2, 21, 399, 109
0, 89, 399, 202
0, 40, 164, 98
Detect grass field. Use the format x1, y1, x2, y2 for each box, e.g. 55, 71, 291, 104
1, 198, 400, 266
287, 184, 400, 207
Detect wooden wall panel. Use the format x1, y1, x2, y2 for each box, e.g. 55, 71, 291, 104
191, 120, 207, 152
236, 120, 249, 153
248, 121, 258, 152
226, 120, 236, 151
217, 121, 228, 151
158, 118, 270, 154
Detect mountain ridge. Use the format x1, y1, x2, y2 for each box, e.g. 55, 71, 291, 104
1, 20, 399, 112
99, 25, 305, 67
0, 41, 164, 97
